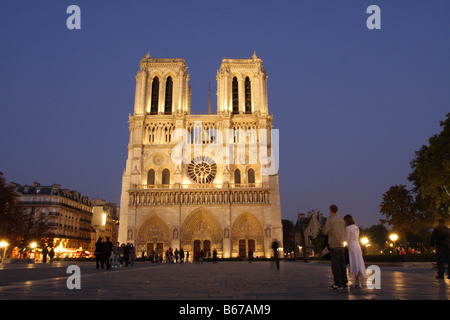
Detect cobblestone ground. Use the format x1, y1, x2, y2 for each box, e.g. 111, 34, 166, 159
0, 260, 448, 300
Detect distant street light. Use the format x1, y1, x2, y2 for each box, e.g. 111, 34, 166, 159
389, 234, 398, 242
361, 237, 369, 246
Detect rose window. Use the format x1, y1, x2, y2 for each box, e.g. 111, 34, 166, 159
187, 156, 217, 184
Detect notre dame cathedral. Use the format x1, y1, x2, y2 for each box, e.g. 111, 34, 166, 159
118, 51, 282, 258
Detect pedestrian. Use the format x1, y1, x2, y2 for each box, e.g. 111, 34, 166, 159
431, 219, 450, 279
248, 248, 253, 263
322, 204, 348, 289
128, 243, 136, 267
271, 240, 280, 270
42, 246, 48, 263
104, 237, 113, 270
200, 249, 204, 264
186, 250, 190, 263
112, 242, 120, 268
94, 237, 105, 270
48, 247, 55, 263
168, 247, 174, 264
213, 249, 218, 263
344, 215, 366, 288
119, 243, 125, 267
175, 248, 179, 264
180, 248, 185, 264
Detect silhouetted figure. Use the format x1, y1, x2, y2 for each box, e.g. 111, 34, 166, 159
94, 238, 105, 269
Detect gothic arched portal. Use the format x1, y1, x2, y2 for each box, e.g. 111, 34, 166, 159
137, 214, 171, 257
231, 212, 264, 258
180, 207, 223, 257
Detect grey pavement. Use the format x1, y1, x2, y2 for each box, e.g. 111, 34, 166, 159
0, 260, 448, 300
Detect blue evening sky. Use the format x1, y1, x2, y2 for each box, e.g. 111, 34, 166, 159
0, 1, 449, 227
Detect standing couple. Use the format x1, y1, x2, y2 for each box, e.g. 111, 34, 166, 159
322, 204, 366, 289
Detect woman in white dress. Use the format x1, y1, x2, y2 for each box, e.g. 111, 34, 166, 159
344, 215, 366, 288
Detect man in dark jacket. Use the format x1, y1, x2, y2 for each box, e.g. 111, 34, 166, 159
431, 219, 450, 279
94, 238, 104, 270
103, 237, 113, 270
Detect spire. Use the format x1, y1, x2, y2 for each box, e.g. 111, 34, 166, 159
252, 50, 258, 59
145, 51, 151, 59
208, 82, 212, 115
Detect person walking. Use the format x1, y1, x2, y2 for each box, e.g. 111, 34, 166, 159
42, 246, 48, 263
180, 248, 185, 264
248, 248, 254, 263
175, 248, 179, 264
431, 219, 450, 279
124, 243, 131, 267
128, 243, 136, 267
344, 215, 366, 288
213, 249, 218, 263
94, 238, 105, 270
104, 237, 113, 270
322, 205, 348, 289
48, 247, 55, 263
271, 240, 280, 270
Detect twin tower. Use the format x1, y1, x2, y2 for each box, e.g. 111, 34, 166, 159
118, 51, 283, 259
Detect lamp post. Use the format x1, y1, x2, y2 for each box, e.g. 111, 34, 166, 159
389, 234, 398, 253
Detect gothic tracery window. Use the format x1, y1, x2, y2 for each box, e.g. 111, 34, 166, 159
165, 76, 173, 115
147, 169, 155, 185
162, 169, 170, 185
248, 168, 255, 184
187, 156, 217, 184
150, 76, 159, 115
232, 77, 239, 114
245, 76, 251, 114
234, 169, 241, 185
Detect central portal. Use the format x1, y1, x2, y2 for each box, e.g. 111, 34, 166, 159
181, 208, 223, 258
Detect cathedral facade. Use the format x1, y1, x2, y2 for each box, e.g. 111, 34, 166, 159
118, 52, 282, 258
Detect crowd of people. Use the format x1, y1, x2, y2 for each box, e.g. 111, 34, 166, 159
94, 237, 137, 270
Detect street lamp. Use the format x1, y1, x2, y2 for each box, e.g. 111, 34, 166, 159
361, 237, 369, 246
389, 234, 398, 242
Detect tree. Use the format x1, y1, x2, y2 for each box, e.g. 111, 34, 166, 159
0, 172, 50, 256
282, 219, 295, 256
379, 185, 419, 249
409, 112, 450, 222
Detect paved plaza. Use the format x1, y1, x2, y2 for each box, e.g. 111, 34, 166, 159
0, 260, 448, 300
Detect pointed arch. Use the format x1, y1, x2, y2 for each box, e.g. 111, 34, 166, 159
150, 76, 159, 115
137, 214, 171, 244
162, 168, 170, 185
231, 212, 264, 257
245, 76, 252, 114
234, 168, 241, 185
147, 169, 155, 185
247, 168, 255, 184
232, 76, 239, 114
164, 76, 173, 114
181, 207, 223, 242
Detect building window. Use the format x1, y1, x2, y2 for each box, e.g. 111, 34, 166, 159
147, 169, 155, 185
245, 77, 251, 114
234, 169, 241, 185
150, 76, 159, 115
232, 77, 239, 114
165, 76, 173, 115
162, 169, 170, 185
248, 168, 255, 184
